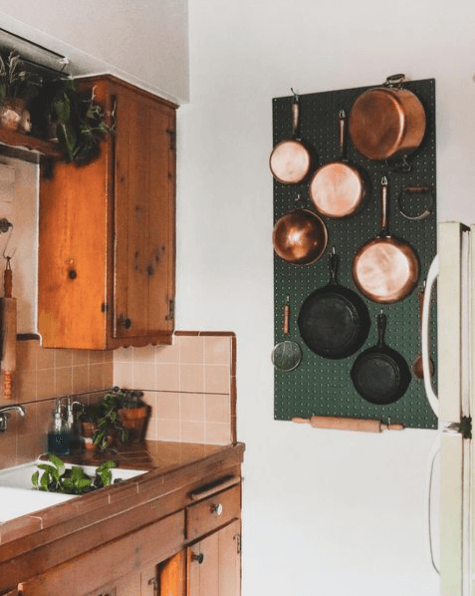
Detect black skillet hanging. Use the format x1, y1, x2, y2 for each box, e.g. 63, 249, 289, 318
297, 249, 370, 359
350, 311, 411, 405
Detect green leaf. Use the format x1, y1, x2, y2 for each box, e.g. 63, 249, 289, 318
54, 95, 70, 124
48, 453, 66, 476
31, 470, 39, 489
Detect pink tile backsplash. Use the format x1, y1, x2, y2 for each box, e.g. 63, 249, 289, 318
114, 332, 235, 445
0, 332, 236, 470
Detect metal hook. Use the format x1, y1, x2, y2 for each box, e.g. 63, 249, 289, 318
290, 88, 299, 102
2, 223, 15, 261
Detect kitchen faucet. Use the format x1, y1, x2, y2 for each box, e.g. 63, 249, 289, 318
0, 404, 26, 432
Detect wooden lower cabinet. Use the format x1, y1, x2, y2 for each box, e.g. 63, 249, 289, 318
187, 519, 241, 596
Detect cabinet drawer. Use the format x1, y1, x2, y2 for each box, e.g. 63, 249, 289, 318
186, 484, 241, 541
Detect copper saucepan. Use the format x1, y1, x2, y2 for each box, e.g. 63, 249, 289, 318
309, 110, 368, 218
273, 195, 328, 265
352, 177, 419, 303
270, 90, 314, 184
349, 74, 426, 162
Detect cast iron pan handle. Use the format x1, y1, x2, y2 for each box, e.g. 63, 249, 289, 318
376, 311, 387, 348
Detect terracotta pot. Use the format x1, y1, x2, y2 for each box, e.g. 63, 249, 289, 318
80, 421, 97, 451
118, 406, 149, 443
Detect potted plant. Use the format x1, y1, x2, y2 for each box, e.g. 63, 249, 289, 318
77, 387, 149, 452
32, 75, 112, 165
0, 50, 41, 133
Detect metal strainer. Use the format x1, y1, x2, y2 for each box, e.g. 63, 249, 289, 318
272, 296, 302, 372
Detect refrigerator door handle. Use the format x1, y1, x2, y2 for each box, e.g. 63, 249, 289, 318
422, 255, 439, 416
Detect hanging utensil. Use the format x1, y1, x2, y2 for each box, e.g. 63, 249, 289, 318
272, 296, 302, 371
352, 176, 420, 303
413, 283, 435, 379
1, 256, 16, 399
350, 311, 411, 405
292, 415, 404, 433
298, 248, 370, 359
309, 109, 368, 218
272, 194, 328, 265
398, 185, 434, 221
269, 89, 315, 184
348, 74, 426, 163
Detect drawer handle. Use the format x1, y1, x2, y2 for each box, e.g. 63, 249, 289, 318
211, 503, 223, 516
191, 552, 204, 565
190, 476, 240, 501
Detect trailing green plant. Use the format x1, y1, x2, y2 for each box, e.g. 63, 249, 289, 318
33, 76, 112, 165
31, 453, 118, 495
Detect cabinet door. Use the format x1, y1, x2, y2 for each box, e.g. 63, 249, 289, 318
113, 86, 175, 340
141, 551, 186, 596
187, 519, 241, 596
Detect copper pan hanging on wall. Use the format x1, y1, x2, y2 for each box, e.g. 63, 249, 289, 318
269, 89, 315, 184
309, 109, 368, 218
352, 176, 420, 303
348, 74, 426, 163
272, 195, 328, 265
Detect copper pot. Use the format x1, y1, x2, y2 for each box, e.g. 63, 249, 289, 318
309, 110, 367, 218
352, 177, 419, 303
273, 202, 328, 265
270, 91, 314, 184
348, 74, 426, 161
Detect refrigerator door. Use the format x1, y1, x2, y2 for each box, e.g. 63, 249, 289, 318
425, 222, 471, 595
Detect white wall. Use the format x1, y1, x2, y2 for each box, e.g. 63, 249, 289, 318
0, 1, 189, 103
176, 1, 475, 594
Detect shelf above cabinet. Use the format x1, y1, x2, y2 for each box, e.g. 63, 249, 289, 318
0, 129, 62, 159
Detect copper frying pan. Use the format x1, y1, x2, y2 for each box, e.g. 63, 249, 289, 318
349, 74, 426, 162
309, 110, 367, 218
352, 176, 419, 303
272, 195, 328, 265
270, 90, 314, 184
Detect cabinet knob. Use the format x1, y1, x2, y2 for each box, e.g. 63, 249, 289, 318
68, 269, 77, 280
118, 316, 132, 330
211, 503, 223, 516
191, 552, 204, 564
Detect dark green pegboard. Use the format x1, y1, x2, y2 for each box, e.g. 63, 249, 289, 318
273, 78, 438, 429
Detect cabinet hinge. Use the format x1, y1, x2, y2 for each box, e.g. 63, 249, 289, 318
166, 128, 176, 151
234, 533, 241, 555
165, 299, 175, 321
445, 416, 472, 439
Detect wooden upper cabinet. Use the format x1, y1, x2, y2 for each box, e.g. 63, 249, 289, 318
38, 75, 176, 349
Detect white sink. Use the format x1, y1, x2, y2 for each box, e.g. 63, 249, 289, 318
0, 486, 75, 522
0, 460, 147, 523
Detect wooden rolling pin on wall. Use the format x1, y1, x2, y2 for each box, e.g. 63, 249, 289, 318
292, 416, 405, 433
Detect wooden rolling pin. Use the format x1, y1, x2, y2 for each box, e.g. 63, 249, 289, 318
292, 416, 405, 433
1, 258, 16, 399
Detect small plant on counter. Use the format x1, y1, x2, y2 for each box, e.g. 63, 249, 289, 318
31, 454, 118, 495
92, 387, 148, 451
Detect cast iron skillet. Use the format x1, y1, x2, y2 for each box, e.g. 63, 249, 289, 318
350, 312, 411, 405
297, 249, 370, 359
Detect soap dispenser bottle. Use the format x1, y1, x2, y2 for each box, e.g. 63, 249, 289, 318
47, 398, 70, 455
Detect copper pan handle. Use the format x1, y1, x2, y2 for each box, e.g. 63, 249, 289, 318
338, 109, 347, 159
380, 176, 389, 234
283, 296, 290, 335
290, 89, 300, 138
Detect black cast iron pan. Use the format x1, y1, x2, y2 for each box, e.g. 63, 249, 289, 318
350, 312, 411, 405
298, 249, 371, 359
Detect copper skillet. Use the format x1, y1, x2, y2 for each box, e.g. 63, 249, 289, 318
269, 90, 314, 184
352, 176, 420, 303
309, 110, 367, 218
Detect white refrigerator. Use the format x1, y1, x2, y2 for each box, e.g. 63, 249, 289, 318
422, 221, 474, 595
